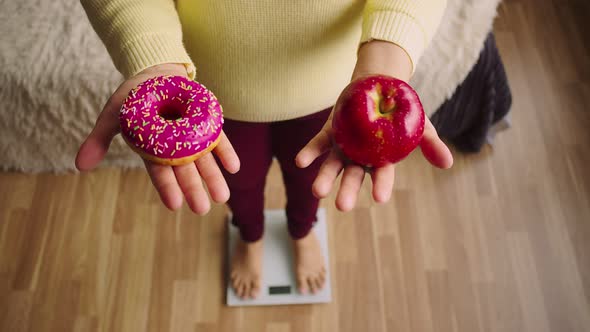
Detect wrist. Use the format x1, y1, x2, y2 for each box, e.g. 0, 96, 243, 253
352, 40, 413, 82
140, 63, 188, 77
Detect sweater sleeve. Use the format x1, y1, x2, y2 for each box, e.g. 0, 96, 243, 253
80, 0, 195, 79
360, 0, 447, 73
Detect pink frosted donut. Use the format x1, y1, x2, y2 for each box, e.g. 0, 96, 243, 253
120, 75, 223, 166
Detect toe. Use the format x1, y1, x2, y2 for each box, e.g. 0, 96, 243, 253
318, 272, 326, 287
297, 275, 308, 294
241, 282, 251, 299
237, 281, 246, 299
232, 279, 240, 296
244, 281, 253, 299
314, 275, 324, 291
231, 277, 240, 292
250, 280, 260, 299
308, 277, 317, 294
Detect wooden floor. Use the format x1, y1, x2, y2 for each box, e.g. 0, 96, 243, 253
1, 1, 590, 331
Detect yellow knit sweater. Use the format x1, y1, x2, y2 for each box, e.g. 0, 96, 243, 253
81, 0, 446, 122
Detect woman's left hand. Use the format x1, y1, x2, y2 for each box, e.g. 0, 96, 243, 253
295, 110, 453, 211
295, 41, 453, 212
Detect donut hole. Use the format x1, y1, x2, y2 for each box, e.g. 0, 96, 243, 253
158, 103, 183, 121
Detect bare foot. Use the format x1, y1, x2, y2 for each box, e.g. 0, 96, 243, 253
292, 230, 326, 294
230, 238, 263, 299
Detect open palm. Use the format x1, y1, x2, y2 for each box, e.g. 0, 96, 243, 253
295, 110, 453, 211
75, 64, 240, 214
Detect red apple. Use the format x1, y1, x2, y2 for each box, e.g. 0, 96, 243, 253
332, 75, 425, 168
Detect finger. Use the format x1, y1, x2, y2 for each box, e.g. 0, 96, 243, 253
75, 99, 121, 171
336, 165, 365, 212
173, 163, 210, 215
312, 151, 344, 198
145, 161, 183, 210
213, 131, 240, 174
370, 164, 395, 203
420, 118, 453, 169
295, 128, 332, 168
195, 153, 230, 203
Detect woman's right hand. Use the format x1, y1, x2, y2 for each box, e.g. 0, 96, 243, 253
75, 63, 240, 214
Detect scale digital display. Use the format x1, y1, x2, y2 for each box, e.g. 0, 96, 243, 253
269, 286, 291, 295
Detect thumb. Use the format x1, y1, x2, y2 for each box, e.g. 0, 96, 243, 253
295, 127, 332, 169
76, 65, 189, 171
295, 112, 334, 168
75, 96, 123, 171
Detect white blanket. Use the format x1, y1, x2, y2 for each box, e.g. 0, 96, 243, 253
0, 0, 501, 172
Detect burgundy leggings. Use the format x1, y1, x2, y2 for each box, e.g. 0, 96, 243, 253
219, 108, 331, 242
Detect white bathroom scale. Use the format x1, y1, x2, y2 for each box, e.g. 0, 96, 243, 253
226, 208, 332, 306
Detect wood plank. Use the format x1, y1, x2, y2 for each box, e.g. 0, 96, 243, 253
1, 1, 590, 330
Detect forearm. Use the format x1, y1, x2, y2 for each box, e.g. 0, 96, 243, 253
136, 63, 188, 77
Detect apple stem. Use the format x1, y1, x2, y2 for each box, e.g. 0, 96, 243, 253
380, 95, 396, 114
